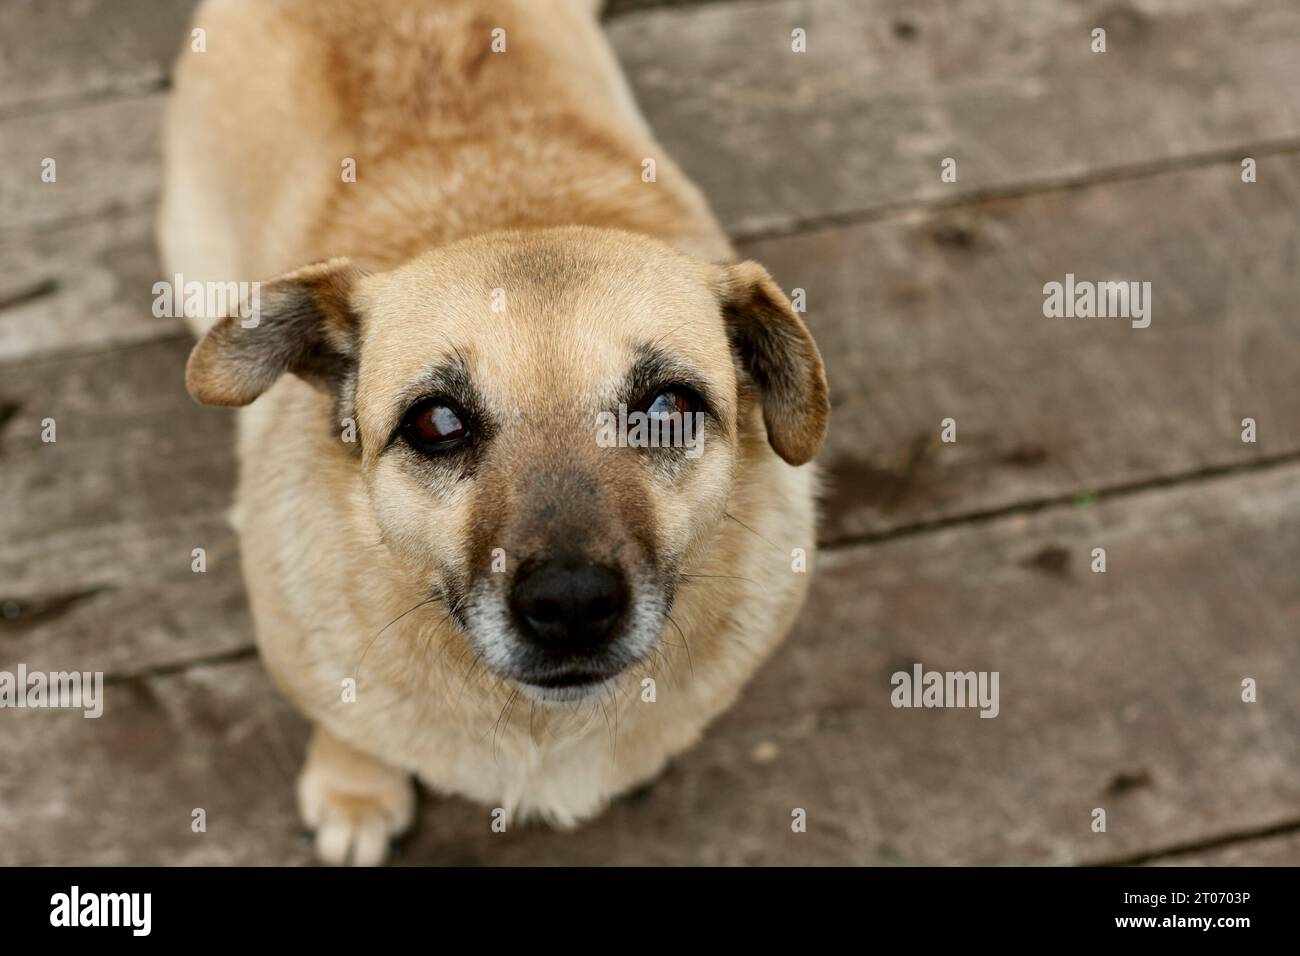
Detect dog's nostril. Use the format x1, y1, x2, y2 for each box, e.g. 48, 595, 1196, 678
527, 599, 564, 624
510, 559, 629, 650
588, 596, 618, 621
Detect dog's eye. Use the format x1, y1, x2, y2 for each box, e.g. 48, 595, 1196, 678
403, 398, 468, 452
645, 386, 699, 418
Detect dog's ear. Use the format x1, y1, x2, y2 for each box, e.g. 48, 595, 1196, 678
185, 258, 363, 407
714, 261, 829, 466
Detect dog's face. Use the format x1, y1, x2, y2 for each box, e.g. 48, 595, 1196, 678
187, 228, 827, 703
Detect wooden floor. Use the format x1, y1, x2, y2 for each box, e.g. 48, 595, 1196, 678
1, 0, 1298, 865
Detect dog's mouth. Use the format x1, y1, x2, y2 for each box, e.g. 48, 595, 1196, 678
509, 668, 620, 704
524, 667, 616, 688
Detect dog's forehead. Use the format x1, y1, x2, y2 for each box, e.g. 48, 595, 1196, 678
355, 231, 730, 408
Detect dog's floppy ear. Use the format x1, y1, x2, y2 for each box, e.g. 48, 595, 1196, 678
715, 261, 829, 465
185, 258, 363, 407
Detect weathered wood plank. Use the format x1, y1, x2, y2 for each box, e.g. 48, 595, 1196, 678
0, 335, 232, 550
0, 515, 251, 678
3, 464, 1296, 864
6, 0, 1300, 231
634, 0, 1300, 236
0, 661, 303, 866
742, 152, 1300, 543
0, 95, 160, 229
0, 336, 249, 674
0, 209, 167, 361
1149, 832, 1300, 866
0, 0, 196, 118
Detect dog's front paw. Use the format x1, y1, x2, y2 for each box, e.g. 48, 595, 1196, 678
297, 729, 415, 866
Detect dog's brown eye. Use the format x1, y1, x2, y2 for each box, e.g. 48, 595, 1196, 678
646, 387, 697, 418
404, 399, 468, 451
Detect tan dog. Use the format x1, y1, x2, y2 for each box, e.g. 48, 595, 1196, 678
160, 0, 828, 865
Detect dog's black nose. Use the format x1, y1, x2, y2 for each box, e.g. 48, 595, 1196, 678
510, 559, 628, 649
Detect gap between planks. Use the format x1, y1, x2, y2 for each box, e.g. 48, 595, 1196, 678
732, 133, 1300, 245
101, 645, 258, 686
820, 448, 1300, 552
1098, 816, 1300, 867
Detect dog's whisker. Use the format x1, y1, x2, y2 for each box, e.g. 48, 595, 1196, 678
403, 608, 463, 753
680, 571, 760, 586
457, 649, 491, 703
724, 511, 785, 555
666, 613, 695, 680
449, 637, 476, 677
597, 693, 615, 761
567, 695, 605, 740
487, 687, 521, 761
640, 642, 674, 690
658, 643, 679, 687
644, 315, 700, 355
609, 682, 622, 761
354, 592, 444, 677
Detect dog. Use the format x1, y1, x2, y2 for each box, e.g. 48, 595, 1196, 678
159, 0, 828, 865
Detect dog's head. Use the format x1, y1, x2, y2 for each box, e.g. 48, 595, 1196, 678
187, 228, 827, 703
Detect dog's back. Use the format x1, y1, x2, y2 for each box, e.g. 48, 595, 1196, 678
159, 0, 729, 336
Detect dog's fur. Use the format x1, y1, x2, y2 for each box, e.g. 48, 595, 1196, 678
160, 0, 828, 865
